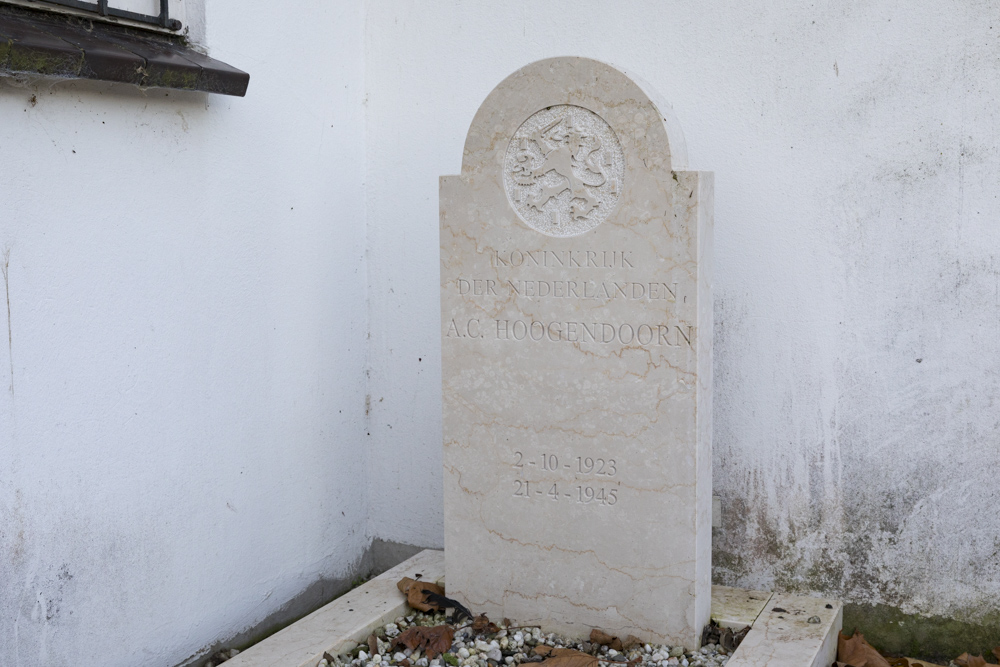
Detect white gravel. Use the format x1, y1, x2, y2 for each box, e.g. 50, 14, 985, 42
314, 609, 731, 667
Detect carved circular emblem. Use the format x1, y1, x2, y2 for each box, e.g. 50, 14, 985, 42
504, 105, 625, 237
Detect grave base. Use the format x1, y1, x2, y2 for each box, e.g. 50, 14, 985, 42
224, 550, 842, 667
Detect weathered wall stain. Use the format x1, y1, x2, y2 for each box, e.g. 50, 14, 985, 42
366, 0, 1000, 658
3, 246, 12, 396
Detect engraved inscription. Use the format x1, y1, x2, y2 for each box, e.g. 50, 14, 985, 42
513, 451, 617, 476
492, 249, 634, 269
443, 317, 693, 347
511, 451, 620, 506
458, 277, 677, 301
495, 320, 693, 347
504, 105, 625, 237
512, 481, 618, 506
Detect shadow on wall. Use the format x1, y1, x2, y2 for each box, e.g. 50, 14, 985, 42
177, 539, 427, 667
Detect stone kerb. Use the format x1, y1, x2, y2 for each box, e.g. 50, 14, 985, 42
440, 57, 714, 648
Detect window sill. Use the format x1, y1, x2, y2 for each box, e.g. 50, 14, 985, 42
0, 5, 248, 97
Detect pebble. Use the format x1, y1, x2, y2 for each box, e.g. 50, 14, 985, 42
307, 609, 743, 667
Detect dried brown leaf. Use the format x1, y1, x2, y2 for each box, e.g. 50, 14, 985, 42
954, 654, 991, 667
534, 645, 553, 657
622, 636, 642, 651
538, 648, 599, 667
588, 629, 623, 652
391, 625, 455, 660
994, 649, 1000, 664
396, 577, 447, 612
472, 614, 500, 634
368, 633, 379, 657
838, 632, 891, 667
589, 629, 612, 646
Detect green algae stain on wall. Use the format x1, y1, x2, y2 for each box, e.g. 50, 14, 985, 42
842, 604, 1000, 663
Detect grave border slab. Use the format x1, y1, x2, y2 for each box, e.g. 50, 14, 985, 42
224, 550, 842, 667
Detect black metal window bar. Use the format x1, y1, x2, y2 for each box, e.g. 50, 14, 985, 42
35, 0, 180, 30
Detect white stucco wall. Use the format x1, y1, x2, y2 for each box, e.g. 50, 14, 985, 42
0, 3, 369, 666
3, 2, 999, 664
364, 0, 1000, 628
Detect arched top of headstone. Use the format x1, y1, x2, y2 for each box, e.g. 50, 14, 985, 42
457, 57, 689, 237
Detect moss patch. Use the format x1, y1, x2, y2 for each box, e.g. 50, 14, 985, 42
844, 603, 1000, 663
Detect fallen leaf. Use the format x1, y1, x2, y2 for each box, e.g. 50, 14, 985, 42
954, 654, 991, 667
424, 592, 474, 622
838, 632, 891, 667
472, 614, 500, 634
368, 633, 379, 657
719, 625, 750, 652
399, 660, 411, 667
397, 577, 446, 612
885, 659, 908, 667
589, 629, 623, 652
538, 648, 599, 667
391, 625, 456, 660
621, 636, 642, 651
995, 649, 1000, 664
534, 646, 553, 657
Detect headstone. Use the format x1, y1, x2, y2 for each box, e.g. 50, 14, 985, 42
440, 58, 713, 648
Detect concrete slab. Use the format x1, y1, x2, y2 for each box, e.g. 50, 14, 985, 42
224, 549, 445, 667
224, 551, 842, 667
710, 586, 772, 630
726, 592, 843, 667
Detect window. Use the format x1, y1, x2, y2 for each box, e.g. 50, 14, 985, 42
0, 0, 248, 96
1, 0, 186, 34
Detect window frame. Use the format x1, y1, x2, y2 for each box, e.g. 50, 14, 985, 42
0, 2, 248, 97
0, 0, 184, 36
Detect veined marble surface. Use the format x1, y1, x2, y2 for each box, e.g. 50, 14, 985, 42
726, 592, 843, 667
711, 586, 772, 630
441, 57, 713, 648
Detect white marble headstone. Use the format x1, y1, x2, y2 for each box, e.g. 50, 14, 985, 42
441, 57, 713, 649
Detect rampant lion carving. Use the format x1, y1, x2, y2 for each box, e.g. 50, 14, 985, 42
504, 105, 623, 237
